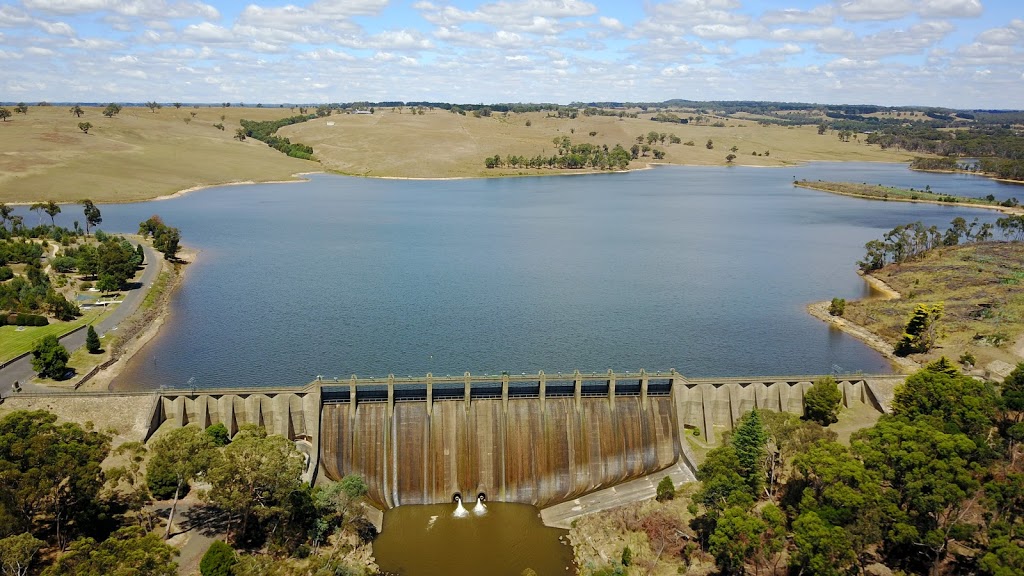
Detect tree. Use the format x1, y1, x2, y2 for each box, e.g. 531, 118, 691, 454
0, 411, 110, 548
80, 200, 101, 235
146, 426, 216, 539
145, 101, 161, 113
0, 533, 45, 576
709, 506, 764, 574
234, 128, 246, 141
732, 409, 768, 493
791, 511, 857, 576
102, 103, 121, 118
894, 302, 943, 356
205, 426, 304, 543
725, 153, 736, 163
173, 102, 182, 109
41, 200, 59, 225
706, 138, 714, 149
1000, 362, 1024, 426
42, 526, 178, 576
892, 360, 997, 438
85, 325, 101, 354
828, 297, 845, 316
205, 423, 230, 447
153, 226, 181, 260
0, 108, 10, 122
77, 122, 91, 134
69, 105, 83, 117
0, 203, 12, 230
14, 103, 27, 115
656, 476, 675, 501
805, 376, 843, 425
199, 540, 236, 576
31, 335, 69, 379
818, 122, 828, 135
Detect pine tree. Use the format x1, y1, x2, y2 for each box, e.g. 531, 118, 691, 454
732, 409, 768, 493
86, 324, 101, 354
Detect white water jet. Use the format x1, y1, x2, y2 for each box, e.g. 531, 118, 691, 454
453, 496, 469, 518
427, 515, 438, 530
473, 496, 487, 516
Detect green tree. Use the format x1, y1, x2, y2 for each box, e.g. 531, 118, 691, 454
95, 273, 120, 294
804, 376, 842, 425
828, 297, 845, 316
80, 200, 101, 235
0, 532, 45, 576
0, 108, 10, 122
999, 362, 1024, 426
14, 103, 27, 115
205, 426, 304, 543
892, 362, 997, 438
234, 128, 246, 141
102, 103, 121, 118
791, 511, 857, 576
656, 476, 675, 502
852, 417, 979, 573
709, 506, 764, 574
77, 122, 91, 134
199, 540, 236, 576
0, 411, 110, 547
733, 409, 768, 493
153, 226, 181, 260
725, 153, 736, 163
706, 138, 714, 149
31, 335, 69, 379
894, 302, 944, 356
693, 445, 752, 515
85, 325, 101, 354
146, 426, 216, 539
69, 105, 83, 118
204, 423, 230, 447
42, 201, 60, 227
145, 101, 161, 113
43, 526, 178, 576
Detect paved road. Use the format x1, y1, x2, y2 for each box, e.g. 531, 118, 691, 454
0, 242, 162, 395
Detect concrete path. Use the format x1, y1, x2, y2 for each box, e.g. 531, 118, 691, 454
0, 242, 162, 395
540, 460, 697, 529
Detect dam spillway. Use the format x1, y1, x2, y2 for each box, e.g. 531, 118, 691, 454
138, 370, 900, 510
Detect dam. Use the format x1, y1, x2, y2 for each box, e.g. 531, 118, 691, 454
140, 370, 901, 511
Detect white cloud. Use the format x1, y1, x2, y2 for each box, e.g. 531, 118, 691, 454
21, 0, 221, 20
771, 26, 856, 44
976, 26, 1021, 46
182, 21, 233, 42
837, 0, 915, 22
25, 46, 57, 56
918, 0, 983, 19
692, 23, 761, 40
761, 6, 834, 25
598, 16, 623, 30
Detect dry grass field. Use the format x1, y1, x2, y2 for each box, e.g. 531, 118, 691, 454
0, 104, 917, 203
844, 242, 1024, 373
0, 104, 316, 203
281, 108, 916, 179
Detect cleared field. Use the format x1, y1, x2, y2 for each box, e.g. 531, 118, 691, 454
281, 108, 916, 179
844, 242, 1024, 372
0, 105, 316, 203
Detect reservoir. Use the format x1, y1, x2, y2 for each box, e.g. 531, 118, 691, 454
78, 162, 1008, 390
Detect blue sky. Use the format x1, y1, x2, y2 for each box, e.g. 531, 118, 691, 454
2, 0, 1022, 107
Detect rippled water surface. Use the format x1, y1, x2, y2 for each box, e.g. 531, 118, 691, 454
78, 162, 1011, 389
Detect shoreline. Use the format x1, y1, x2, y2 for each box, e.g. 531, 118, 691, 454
794, 181, 1024, 216
806, 272, 919, 374
79, 247, 196, 392
908, 166, 1024, 186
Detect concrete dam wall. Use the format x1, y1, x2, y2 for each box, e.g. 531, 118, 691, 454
142, 371, 901, 510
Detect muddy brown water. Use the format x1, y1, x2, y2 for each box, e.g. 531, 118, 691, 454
372, 501, 574, 576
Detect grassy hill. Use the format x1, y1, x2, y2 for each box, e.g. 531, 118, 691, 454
0, 103, 915, 203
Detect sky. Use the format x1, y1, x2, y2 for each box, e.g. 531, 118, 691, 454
1, 0, 1022, 108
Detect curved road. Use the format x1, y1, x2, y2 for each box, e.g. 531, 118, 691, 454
0, 242, 162, 395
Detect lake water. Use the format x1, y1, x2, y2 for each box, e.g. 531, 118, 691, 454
67, 162, 1009, 390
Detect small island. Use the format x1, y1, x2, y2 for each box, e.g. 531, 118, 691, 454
794, 180, 1021, 213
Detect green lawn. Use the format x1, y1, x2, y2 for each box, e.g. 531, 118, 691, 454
0, 310, 108, 364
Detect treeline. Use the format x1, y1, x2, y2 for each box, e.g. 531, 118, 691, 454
0, 412, 376, 575
858, 216, 1024, 271
239, 115, 316, 160
675, 360, 1024, 576
485, 138, 632, 170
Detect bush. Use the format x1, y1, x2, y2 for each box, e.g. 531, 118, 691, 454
656, 476, 675, 501
828, 297, 846, 317
621, 546, 632, 567
959, 352, 976, 367
86, 325, 101, 353
14, 313, 48, 326
0, 266, 13, 281
804, 376, 842, 425
147, 460, 190, 500
80, 281, 93, 291
200, 541, 236, 576
205, 422, 230, 447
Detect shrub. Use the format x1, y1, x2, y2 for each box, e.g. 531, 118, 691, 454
15, 313, 48, 326
621, 546, 632, 567
86, 325, 101, 354
828, 297, 846, 317
656, 476, 675, 501
959, 352, 976, 367
0, 266, 14, 281
804, 376, 842, 425
200, 541, 236, 576
205, 422, 230, 447
147, 460, 190, 500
